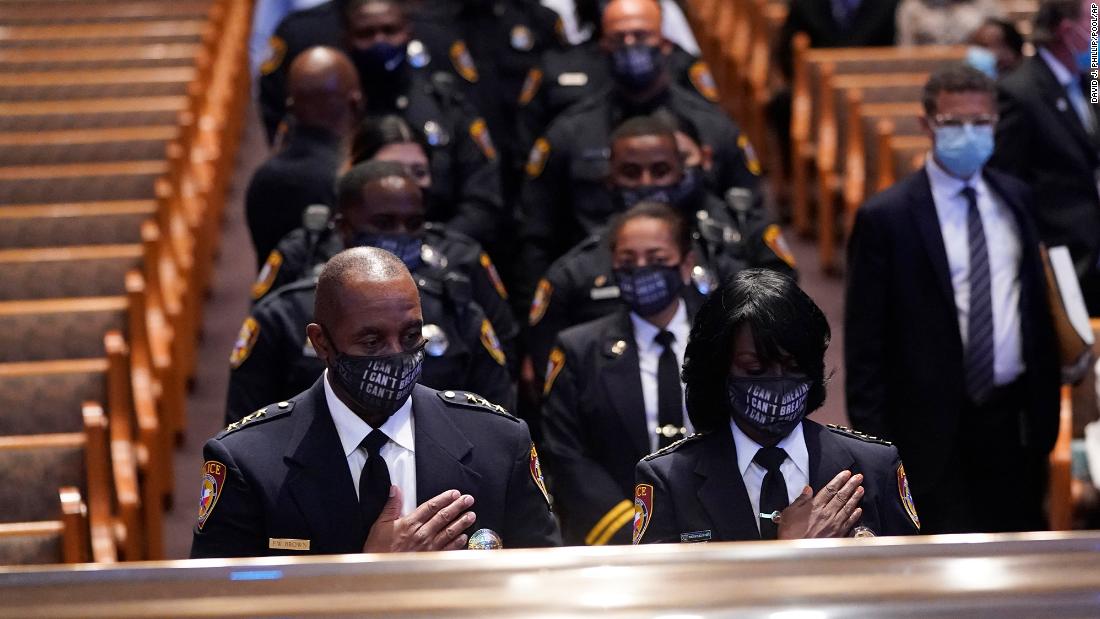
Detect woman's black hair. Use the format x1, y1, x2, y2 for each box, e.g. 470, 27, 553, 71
984, 17, 1024, 57
682, 268, 831, 432
349, 114, 429, 165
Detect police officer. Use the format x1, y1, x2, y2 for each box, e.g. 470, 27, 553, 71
230, 161, 516, 423
633, 270, 921, 544
515, 0, 761, 300
540, 202, 702, 545
525, 114, 794, 381
193, 247, 560, 558
246, 47, 362, 268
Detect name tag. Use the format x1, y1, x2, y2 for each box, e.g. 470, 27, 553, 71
269, 538, 310, 551
680, 530, 712, 543
558, 72, 588, 87
590, 285, 620, 300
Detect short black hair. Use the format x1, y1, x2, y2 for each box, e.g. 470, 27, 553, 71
350, 114, 428, 165
1033, 0, 1083, 47
335, 159, 413, 211
314, 246, 409, 327
682, 269, 831, 432
651, 108, 702, 146
980, 17, 1025, 56
921, 64, 996, 116
607, 201, 693, 256
609, 114, 677, 148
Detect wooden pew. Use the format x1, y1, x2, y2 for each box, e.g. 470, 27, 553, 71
0, 160, 166, 204
0, 43, 200, 71
0, 200, 155, 249
0, 487, 87, 565
0, 126, 177, 166
0, 20, 207, 49
0, 66, 195, 101
0, 245, 142, 301
0, 96, 188, 130
0, 1, 210, 25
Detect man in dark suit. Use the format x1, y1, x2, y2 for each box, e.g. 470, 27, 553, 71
246, 47, 361, 269
191, 247, 559, 557
846, 66, 1061, 534
990, 0, 1100, 314
541, 203, 702, 545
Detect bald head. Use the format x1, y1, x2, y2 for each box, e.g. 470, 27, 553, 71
602, 0, 662, 39
314, 246, 415, 327
287, 46, 362, 133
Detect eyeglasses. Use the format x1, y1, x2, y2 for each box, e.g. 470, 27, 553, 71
931, 114, 998, 128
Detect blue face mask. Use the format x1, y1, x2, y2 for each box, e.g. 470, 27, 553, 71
933, 123, 994, 179
1076, 49, 1093, 73
966, 46, 998, 79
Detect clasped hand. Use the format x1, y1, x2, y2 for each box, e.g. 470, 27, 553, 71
777, 470, 864, 539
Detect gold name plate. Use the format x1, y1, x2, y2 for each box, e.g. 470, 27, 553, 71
269, 538, 310, 551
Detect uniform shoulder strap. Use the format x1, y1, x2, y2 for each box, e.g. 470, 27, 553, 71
436, 390, 518, 422
826, 424, 893, 446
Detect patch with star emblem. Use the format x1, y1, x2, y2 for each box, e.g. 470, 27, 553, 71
510, 25, 534, 51
738, 133, 762, 176
898, 464, 920, 530
480, 252, 508, 298
526, 137, 551, 178
632, 483, 654, 544
762, 224, 796, 268
197, 460, 226, 529
449, 41, 479, 83
228, 317, 260, 369
469, 118, 497, 160
480, 318, 506, 366
518, 67, 543, 106
689, 60, 719, 102
529, 443, 551, 506
260, 36, 286, 76
406, 39, 430, 68
544, 346, 566, 395
251, 250, 282, 300
528, 277, 552, 325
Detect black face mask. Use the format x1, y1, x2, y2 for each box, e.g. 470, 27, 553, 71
727, 376, 812, 440
614, 168, 702, 212
609, 42, 665, 91
350, 41, 407, 85
350, 232, 424, 272
613, 264, 684, 317
328, 337, 425, 418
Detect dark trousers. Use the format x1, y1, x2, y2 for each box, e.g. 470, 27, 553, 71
912, 379, 1048, 535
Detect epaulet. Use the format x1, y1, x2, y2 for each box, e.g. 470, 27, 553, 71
643, 432, 707, 461
826, 424, 892, 446
437, 390, 518, 422
218, 400, 296, 437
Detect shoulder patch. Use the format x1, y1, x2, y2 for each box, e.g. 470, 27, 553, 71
529, 443, 551, 506
897, 463, 920, 530
196, 460, 226, 529
251, 249, 283, 300
737, 133, 762, 176
518, 67, 543, 106
260, 36, 286, 76
642, 432, 706, 461
826, 424, 892, 446
479, 318, 507, 366
689, 60, 719, 103
543, 346, 566, 396
510, 25, 534, 51
220, 400, 296, 436
469, 118, 497, 161
437, 390, 517, 421
228, 317, 260, 370
631, 483, 653, 544
449, 40, 479, 83
525, 137, 551, 178
528, 277, 553, 326
479, 252, 508, 299
762, 224, 797, 269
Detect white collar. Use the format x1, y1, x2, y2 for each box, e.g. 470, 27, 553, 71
729, 419, 809, 479
629, 298, 690, 349
1038, 47, 1077, 88
324, 370, 415, 458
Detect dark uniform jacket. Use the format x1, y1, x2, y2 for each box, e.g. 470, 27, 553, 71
526, 191, 797, 382
192, 381, 561, 558
540, 304, 699, 546
633, 421, 922, 544
251, 223, 519, 362
844, 168, 1060, 496
516, 41, 718, 163
226, 269, 514, 425
774, 0, 899, 79
245, 125, 342, 269
516, 84, 761, 298
991, 54, 1100, 313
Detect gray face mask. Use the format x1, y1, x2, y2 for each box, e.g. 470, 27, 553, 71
327, 334, 425, 417
726, 376, 811, 439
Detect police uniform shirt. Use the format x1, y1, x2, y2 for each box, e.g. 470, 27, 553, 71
325, 370, 418, 516
926, 155, 1024, 385
729, 419, 809, 533
629, 299, 693, 452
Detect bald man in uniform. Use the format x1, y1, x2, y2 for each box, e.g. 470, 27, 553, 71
191, 247, 560, 557
246, 46, 362, 268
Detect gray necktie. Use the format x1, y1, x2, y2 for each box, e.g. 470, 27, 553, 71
962, 186, 994, 404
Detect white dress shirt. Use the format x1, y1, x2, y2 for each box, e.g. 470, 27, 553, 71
1039, 47, 1096, 134
324, 370, 418, 517
925, 156, 1025, 386
630, 300, 693, 452
729, 420, 809, 534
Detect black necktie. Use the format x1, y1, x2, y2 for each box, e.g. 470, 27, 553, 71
753, 446, 789, 540
359, 430, 391, 533
962, 186, 994, 405
654, 330, 683, 449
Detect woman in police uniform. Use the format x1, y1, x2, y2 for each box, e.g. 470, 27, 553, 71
633, 269, 922, 544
